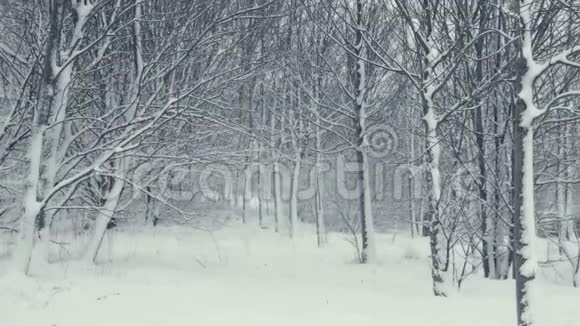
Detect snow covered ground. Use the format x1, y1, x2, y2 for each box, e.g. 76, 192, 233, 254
0, 221, 578, 326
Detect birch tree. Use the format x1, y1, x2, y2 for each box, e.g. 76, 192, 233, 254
510, 0, 580, 324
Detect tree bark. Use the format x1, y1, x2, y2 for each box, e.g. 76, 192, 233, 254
513, 1, 539, 324
84, 167, 124, 263
352, 0, 376, 263
314, 80, 327, 247
289, 151, 301, 238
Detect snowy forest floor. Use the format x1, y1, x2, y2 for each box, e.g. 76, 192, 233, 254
0, 217, 578, 326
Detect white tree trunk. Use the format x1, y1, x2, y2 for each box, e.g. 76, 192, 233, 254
289, 152, 301, 238
565, 169, 577, 244
557, 158, 568, 252
314, 87, 326, 247
12, 126, 44, 274
13, 204, 42, 275
353, 0, 375, 263
424, 108, 449, 296
408, 122, 417, 237
487, 208, 497, 279
272, 161, 282, 233
257, 157, 265, 227
36, 64, 74, 266
12, 0, 95, 274
314, 160, 326, 247
242, 166, 251, 224
513, 1, 541, 323
360, 150, 376, 262
270, 108, 282, 233
84, 170, 125, 263
409, 177, 416, 238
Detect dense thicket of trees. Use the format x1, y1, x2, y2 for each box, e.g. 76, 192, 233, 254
1, 0, 580, 325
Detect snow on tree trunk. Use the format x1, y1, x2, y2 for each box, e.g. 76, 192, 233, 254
13, 0, 94, 274
272, 161, 282, 233
557, 132, 568, 253
408, 119, 417, 238
359, 149, 376, 263
417, 17, 449, 293
270, 108, 282, 233
242, 167, 248, 224
495, 104, 512, 280
513, 120, 537, 326
409, 174, 416, 238
289, 151, 301, 239
258, 157, 265, 227
487, 206, 497, 279
36, 63, 74, 265
513, 1, 540, 324
313, 83, 326, 247
353, 0, 375, 263
288, 100, 302, 239
418, 188, 426, 237
84, 168, 125, 263
12, 126, 44, 274
314, 160, 326, 247
564, 165, 577, 245
13, 204, 43, 274
423, 106, 448, 296
257, 87, 267, 227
